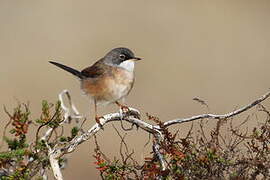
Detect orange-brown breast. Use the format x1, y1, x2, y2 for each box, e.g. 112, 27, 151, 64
81, 66, 134, 104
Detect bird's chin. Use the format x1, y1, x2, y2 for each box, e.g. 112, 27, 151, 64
119, 60, 135, 72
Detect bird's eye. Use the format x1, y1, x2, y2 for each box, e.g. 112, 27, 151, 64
119, 54, 126, 60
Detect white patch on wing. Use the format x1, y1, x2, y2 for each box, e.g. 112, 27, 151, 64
119, 60, 134, 72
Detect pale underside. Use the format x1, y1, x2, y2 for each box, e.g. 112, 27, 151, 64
80, 60, 135, 105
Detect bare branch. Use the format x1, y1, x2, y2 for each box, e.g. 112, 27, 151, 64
51, 114, 162, 159
59, 89, 84, 123
153, 139, 166, 171
164, 90, 270, 127
47, 89, 270, 179
47, 143, 63, 180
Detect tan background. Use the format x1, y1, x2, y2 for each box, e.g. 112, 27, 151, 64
1, 0, 270, 179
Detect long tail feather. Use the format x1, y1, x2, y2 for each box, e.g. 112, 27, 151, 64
49, 61, 83, 79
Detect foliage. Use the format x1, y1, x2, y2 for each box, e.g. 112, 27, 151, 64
0, 101, 78, 179
0, 101, 269, 179
93, 106, 270, 179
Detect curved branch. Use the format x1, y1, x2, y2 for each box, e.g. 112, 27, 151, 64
163, 90, 270, 127
52, 111, 162, 158
47, 89, 270, 179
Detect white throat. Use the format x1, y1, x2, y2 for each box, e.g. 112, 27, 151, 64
119, 60, 135, 72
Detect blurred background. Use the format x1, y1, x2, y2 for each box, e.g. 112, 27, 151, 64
1, 0, 270, 179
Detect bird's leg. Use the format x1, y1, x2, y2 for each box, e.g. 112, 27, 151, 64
94, 99, 103, 129
115, 101, 129, 114
115, 101, 141, 119
115, 101, 141, 131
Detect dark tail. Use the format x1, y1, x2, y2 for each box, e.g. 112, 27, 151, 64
49, 61, 83, 79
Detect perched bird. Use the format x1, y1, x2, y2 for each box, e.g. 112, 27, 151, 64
49, 47, 141, 125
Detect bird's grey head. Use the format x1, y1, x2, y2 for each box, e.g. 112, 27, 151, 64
103, 47, 141, 71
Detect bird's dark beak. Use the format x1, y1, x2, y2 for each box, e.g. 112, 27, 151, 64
133, 57, 142, 61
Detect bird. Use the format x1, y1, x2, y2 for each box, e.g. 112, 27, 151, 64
49, 47, 141, 126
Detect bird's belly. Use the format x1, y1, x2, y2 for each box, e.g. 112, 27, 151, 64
81, 69, 134, 105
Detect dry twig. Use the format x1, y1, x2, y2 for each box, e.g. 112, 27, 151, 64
45, 90, 270, 179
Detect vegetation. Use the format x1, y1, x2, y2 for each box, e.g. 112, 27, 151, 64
93, 108, 270, 179
0, 100, 269, 179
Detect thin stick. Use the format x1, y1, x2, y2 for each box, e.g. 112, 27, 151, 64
47, 89, 270, 179
164, 90, 270, 127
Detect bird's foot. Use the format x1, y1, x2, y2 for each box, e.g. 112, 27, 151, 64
120, 106, 141, 119
115, 101, 140, 119
95, 116, 104, 130
120, 105, 130, 114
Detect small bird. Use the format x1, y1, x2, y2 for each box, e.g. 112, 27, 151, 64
49, 47, 141, 125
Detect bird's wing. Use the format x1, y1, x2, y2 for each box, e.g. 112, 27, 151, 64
81, 60, 106, 78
